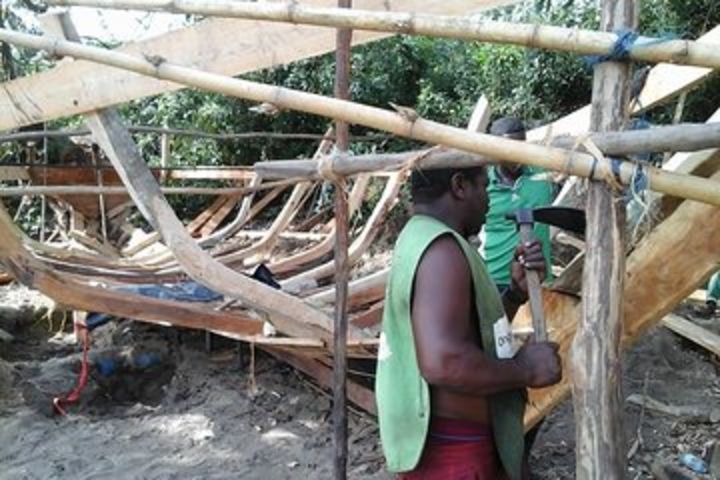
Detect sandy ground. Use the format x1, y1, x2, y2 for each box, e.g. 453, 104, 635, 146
1, 284, 719, 479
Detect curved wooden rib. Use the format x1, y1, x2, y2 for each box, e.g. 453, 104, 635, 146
219, 130, 334, 266
85, 109, 336, 342
282, 172, 403, 289
268, 174, 371, 275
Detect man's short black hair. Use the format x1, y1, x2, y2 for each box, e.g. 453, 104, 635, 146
489, 117, 526, 136
411, 166, 486, 204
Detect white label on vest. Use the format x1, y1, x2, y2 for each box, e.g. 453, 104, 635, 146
493, 315, 518, 359
378, 332, 392, 361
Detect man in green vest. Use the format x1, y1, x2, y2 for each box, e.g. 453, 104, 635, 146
482, 117, 555, 291
375, 164, 562, 479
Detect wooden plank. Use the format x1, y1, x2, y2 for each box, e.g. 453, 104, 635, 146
0, 0, 514, 131
634, 25, 720, 114
198, 195, 239, 237
0, 166, 30, 181
308, 268, 388, 307
662, 313, 720, 358
265, 348, 377, 415
350, 301, 384, 329
185, 195, 230, 236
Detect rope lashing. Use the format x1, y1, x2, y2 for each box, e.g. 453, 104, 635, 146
580, 137, 624, 191
585, 29, 639, 65
317, 150, 344, 184
585, 29, 677, 66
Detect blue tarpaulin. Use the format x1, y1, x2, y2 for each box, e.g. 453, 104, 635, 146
86, 281, 223, 331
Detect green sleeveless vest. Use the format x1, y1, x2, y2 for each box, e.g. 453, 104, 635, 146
375, 214, 525, 479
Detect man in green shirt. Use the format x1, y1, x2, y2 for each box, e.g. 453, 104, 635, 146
375, 164, 562, 479
482, 117, 555, 290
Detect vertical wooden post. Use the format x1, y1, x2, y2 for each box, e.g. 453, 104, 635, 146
160, 131, 170, 183
571, 1, 635, 479
92, 147, 109, 241
332, 0, 352, 478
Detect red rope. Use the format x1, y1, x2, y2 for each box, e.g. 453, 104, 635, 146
53, 325, 90, 416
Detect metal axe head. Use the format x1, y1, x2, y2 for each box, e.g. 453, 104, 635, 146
505, 206, 586, 237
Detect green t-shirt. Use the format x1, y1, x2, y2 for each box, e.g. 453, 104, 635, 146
708, 271, 720, 302
482, 166, 555, 286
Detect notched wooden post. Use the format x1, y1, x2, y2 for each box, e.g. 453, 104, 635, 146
571, 1, 635, 478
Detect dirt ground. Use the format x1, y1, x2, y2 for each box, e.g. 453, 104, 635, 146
1, 284, 719, 479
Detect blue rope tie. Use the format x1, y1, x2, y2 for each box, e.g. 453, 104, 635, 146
585, 30, 679, 66
585, 29, 639, 65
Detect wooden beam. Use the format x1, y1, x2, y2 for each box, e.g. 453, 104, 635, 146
265, 348, 377, 415
332, 4, 353, 472
308, 268, 388, 307
0, 0, 512, 131
571, 2, 634, 477
0, 181, 295, 196
661, 313, 720, 358
185, 195, 230, 236
198, 195, 239, 237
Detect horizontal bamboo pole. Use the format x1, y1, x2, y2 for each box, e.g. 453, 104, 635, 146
0, 178, 297, 196
256, 122, 720, 179
0, 125, 390, 144
2, 29, 720, 207
550, 122, 720, 156
45, 0, 720, 69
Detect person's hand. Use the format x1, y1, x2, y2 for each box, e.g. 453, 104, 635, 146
510, 239, 547, 297
514, 341, 562, 388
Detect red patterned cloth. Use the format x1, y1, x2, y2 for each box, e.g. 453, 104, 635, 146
398, 417, 503, 480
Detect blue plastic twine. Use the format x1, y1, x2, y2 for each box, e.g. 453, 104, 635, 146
585, 30, 639, 65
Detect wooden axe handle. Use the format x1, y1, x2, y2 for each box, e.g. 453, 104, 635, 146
519, 223, 547, 342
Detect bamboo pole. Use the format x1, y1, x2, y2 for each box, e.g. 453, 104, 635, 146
2, 29, 720, 207
256, 121, 720, 179
0, 126, 391, 144
571, 1, 632, 478
0, 178, 299, 196
332, 0, 352, 475
44, 0, 720, 69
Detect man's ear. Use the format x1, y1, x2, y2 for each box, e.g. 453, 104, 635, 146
449, 172, 467, 200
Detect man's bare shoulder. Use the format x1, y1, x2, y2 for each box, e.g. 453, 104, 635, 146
416, 234, 471, 284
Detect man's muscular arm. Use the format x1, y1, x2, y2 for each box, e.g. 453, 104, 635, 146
411, 235, 560, 395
